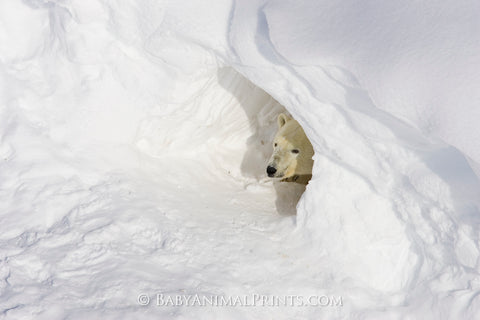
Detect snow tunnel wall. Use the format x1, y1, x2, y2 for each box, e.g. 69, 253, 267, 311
135, 67, 286, 182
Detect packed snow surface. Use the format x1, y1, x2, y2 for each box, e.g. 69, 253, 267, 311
1, 0, 480, 319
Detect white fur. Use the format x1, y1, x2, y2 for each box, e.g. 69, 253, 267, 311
267, 113, 314, 183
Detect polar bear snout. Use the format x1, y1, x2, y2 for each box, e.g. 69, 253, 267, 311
266, 165, 277, 177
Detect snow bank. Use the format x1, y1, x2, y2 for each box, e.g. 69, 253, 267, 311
263, 0, 480, 171
229, 0, 480, 300
1, 0, 480, 319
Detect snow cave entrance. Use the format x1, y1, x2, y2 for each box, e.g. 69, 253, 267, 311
215, 67, 310, 216
136, 67, 309, 216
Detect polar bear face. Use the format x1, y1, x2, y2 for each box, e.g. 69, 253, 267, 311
266, 113, 314, 181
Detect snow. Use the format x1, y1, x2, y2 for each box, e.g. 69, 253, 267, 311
1, 0, 480, 319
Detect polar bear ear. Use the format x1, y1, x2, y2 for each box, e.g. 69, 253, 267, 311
277, 113, 289, 128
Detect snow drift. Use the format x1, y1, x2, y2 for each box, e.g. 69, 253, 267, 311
1, 0, 480, 319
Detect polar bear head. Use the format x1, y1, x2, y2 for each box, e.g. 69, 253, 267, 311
266, 113, 314, 181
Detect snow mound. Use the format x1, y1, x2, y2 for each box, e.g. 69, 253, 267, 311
1, 0, 480, 319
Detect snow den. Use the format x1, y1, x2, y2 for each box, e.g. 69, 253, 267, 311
135, 66, 308, 216
2, 0, 480, 319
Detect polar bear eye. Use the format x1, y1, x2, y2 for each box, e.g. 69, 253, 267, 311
274, 143, 277, 147
291, 149, 300, 154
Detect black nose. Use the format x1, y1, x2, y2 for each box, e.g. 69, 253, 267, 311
266, 166, 277, 177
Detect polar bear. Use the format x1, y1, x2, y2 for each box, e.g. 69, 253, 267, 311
266, 113, 314, 184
